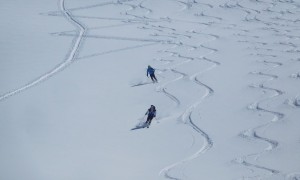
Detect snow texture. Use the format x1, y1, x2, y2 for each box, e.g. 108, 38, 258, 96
1, 0, 300, 179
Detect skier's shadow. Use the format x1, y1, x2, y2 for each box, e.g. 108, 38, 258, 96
131, 123, 147, 130
131, 82, 153, 87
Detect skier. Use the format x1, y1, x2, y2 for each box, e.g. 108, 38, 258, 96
147, 65, 158, 83
145, 105, 156, 128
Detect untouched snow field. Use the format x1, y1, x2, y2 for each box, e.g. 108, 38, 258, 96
1, 0, 300, 179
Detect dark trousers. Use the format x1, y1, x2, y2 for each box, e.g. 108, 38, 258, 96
150, 74, 157, 82
146, 115, 154, 125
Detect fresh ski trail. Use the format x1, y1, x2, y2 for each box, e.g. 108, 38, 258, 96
231, 0, 300, 178
154, 2, 220, 177
0, 0, 86, 102
2, 0, 299, 179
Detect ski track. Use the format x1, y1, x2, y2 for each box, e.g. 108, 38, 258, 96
159, 60, 216, 179
286, 173, 300, 180
0, 0, 86, 102
231, 0, 300, 178
3, 0, 299, 179
77, 42, 159, 60
56, 33, 170, 43
154, 2, 220, 178
236, 42, 284, 179
294, 96, 300, 107
124, 1, 215, 157
0, 0, 168, 102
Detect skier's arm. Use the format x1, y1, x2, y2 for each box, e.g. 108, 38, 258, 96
145, 110, 149, 115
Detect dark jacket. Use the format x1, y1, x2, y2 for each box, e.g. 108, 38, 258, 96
145, 107, 156, 117
147, 67, 155, 76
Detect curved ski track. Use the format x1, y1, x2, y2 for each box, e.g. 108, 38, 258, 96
0, 0, 167, 102
229, 0, 300, 179
118, 1, 218, 177
0, 0, 86, 102
158, 49, 217, 179
145, 3, 221, 179
3, 0, 299, 179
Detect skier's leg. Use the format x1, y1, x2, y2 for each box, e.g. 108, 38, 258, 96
145, 116, 150, 126
153, 74, 158, 82
150, 74, 155, 82
147, 116, 154, 128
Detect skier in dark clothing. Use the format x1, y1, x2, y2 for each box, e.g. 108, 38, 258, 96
147, 65, 158, 83
145, 105, 156, 128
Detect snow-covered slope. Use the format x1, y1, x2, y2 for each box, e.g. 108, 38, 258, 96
1, 0, 300, 179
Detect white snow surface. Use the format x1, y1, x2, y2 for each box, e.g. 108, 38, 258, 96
1, 0, 300, 179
